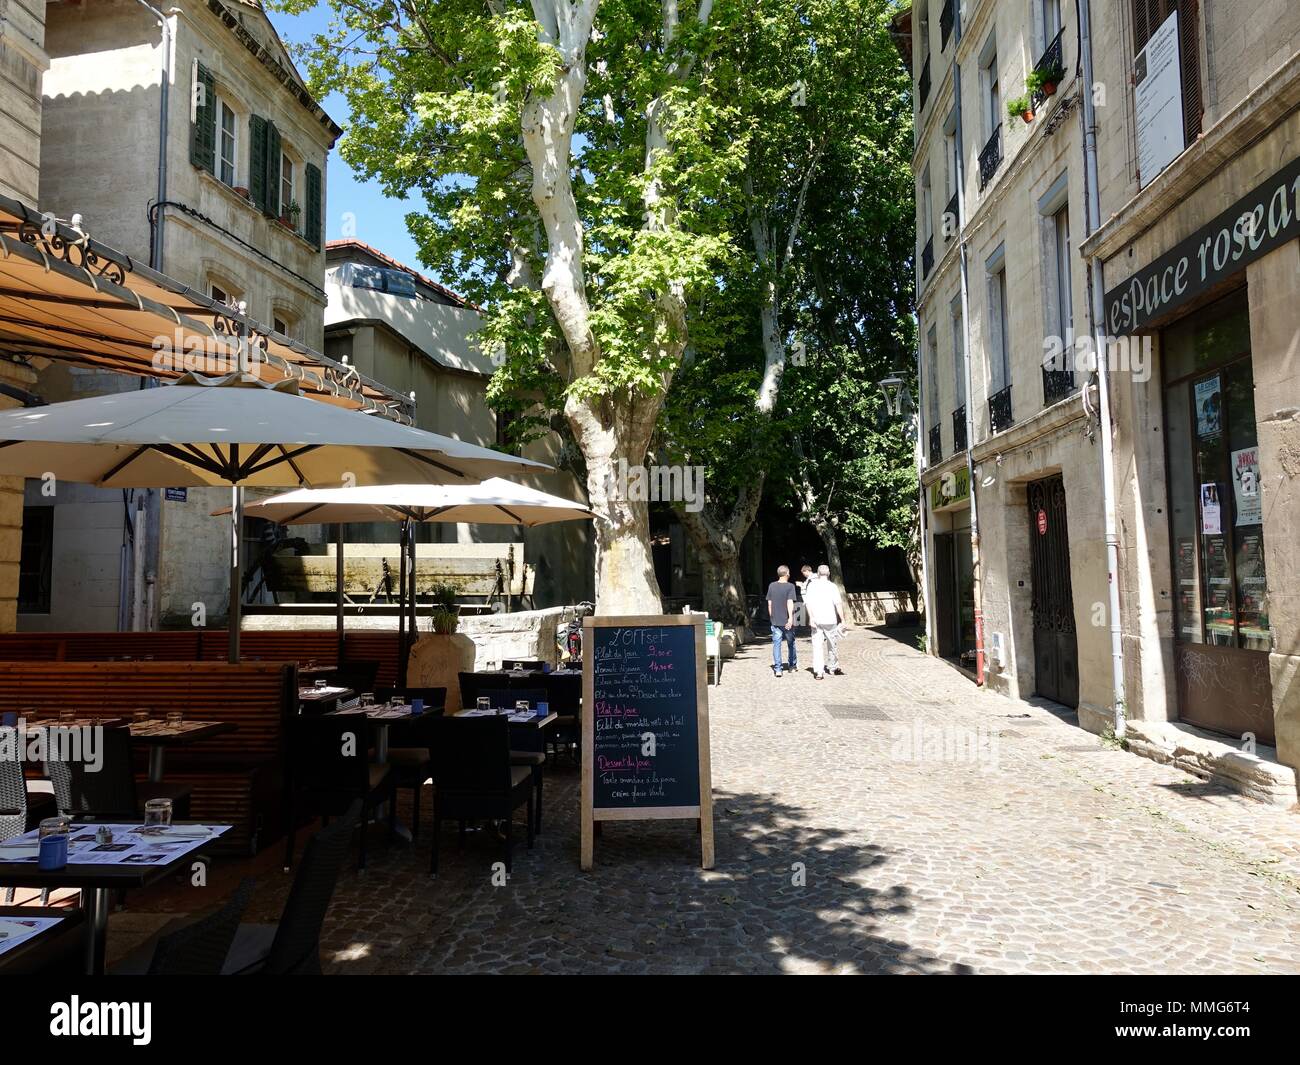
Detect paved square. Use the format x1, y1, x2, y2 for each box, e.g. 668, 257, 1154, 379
111, 626, 1300, 974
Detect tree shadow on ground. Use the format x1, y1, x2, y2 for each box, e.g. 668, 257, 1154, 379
296, 766, 975, 975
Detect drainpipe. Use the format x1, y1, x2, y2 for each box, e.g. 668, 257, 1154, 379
131, 0, 173, 632
951, 5, 985, 684
1077, 0, 1127, 734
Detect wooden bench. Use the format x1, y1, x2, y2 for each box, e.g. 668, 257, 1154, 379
0, 660, 297, 853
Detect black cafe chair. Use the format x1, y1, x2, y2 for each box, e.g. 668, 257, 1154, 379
111, 877, 256, 976
283, 716, 395, 872
429, 716, 533, 876
540, 671, 582, 763
225, 803, 361, 975
481, 688, 547, 834
379, 689, 448, 841
45, 725, 192, 822
1, 728, 24, 905
325, 660, 381, 698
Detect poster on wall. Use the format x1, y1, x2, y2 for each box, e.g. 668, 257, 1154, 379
1200, 483, 1222, 535
1134, 10, 1184, 189
1194, 375, 1222, 438
1231, 447, 1262, 525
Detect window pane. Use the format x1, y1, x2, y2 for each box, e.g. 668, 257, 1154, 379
1166, 378, 1202, 643
1225, 361, 1268, 649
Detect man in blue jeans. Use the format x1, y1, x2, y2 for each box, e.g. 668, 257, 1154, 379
766, 565, 799, 677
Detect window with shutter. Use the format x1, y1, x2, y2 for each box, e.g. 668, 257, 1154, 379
266, 122, 282, 218
1131, 0, 1202, 147
190, 63, 216, 173
305, 163, 322, 249
249, 115, 268, 211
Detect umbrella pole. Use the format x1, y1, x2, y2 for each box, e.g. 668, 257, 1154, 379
408, 526, 417, 665
335, 523, 345, 664
397, 520, 408, 688
228, 485, 243, 665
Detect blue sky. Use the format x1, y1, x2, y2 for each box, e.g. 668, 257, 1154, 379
270, 5, 426, 274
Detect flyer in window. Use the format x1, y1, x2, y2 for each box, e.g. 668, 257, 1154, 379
1231, 446, 1262, 525
1200, 482, 1222, 534
1195, 375, 1222, 438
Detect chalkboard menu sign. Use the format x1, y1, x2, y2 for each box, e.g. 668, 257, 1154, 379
581, 614, 714, 870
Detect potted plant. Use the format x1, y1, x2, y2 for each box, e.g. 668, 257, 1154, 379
1007, 94, 1034, 124
428, 582, 460, 635
233, 185, 251, 200
280, 200, 301, 228
1027, 64, 1064, 99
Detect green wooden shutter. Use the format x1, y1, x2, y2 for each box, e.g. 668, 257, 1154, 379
249, 114, 268, 211
305, 163, 322, 249
266, 122, 282, 218
190, 63, 216, 173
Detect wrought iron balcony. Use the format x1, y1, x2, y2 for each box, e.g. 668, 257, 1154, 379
943, 191, 959, 241
952, 405, 967, 452
978, 125, 1002, 191
918, 55, 931, 114
940, 0, 955, 50
1042, 367, 1076, 406
1030, 29, 1066, 110
921, 235, 934, 279
928, 424, 942, 466
988, 384, 1014, 434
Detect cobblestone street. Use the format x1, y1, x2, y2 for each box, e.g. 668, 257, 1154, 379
123, 624, 1286, 976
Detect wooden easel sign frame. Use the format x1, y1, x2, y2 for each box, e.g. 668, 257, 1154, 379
580, 614, 715, 871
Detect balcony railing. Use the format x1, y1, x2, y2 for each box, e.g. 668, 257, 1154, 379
952, 405, 967, 452
928, 424, 942, 466
1042, 367, 1076, 406
918, 55, 931, 113
940, 0, 955, 50
988, 384, 1014, 434
978, 125, 1003, 191
921, 235, 934, 279
943, 191, 959, 241
1030, 29, 1066, 110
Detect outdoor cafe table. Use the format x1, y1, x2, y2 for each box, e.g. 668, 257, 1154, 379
455, 707, 559, 737
129, 720, 238, 783
299, 684, 354, 714
0, 905, 84, 975
0, 821, 231, 974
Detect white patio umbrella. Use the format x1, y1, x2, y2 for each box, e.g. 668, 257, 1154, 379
0, 372, 549, 662
225, 479, 594, 682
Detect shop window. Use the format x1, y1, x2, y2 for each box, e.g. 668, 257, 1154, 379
18, 506, 53, 614
1163, 292, 1267, 652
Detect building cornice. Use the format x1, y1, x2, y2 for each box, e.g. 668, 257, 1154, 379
1080, 49, 1300, 266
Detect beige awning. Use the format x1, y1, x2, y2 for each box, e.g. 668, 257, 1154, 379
0, 193, 412, 420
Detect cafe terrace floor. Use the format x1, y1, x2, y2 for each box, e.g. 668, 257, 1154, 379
26, 627, 1300, 974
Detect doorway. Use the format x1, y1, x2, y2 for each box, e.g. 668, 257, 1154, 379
1027, 474, 1079, 707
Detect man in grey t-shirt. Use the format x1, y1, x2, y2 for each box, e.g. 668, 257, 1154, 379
766, 565, 799, 677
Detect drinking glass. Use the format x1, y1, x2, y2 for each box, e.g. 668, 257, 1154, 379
143, 798, 173, 828
38, 816, 71, 870
515, 700, 530, 713
476, 697, 491, 713
314, 678, 328, 690
132, 709, 151, 724
389, 696, 405, 711
166, 711, 183, 728
361, 693, 375, 708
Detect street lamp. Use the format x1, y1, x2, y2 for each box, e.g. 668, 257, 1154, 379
878, 373, 910, 418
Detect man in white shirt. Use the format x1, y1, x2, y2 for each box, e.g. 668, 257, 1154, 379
803, 564, 845, 679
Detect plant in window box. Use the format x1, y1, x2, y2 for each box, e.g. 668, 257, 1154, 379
280, 200, 301, 228
1027, 65, 1064, 99
234, 185, 251, 200
1007, 94, 1034, 124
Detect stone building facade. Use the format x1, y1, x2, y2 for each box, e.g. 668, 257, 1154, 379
905, 0, 1112, 725
322, 240, 594, 608
1085, 0, 1300, 798
901, 0, 1300, 801
26, 0, 340, 631
0, 0, 44, 632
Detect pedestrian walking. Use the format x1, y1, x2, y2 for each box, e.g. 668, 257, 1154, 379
804, 564, 846, 679
766, 565, 798, 677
